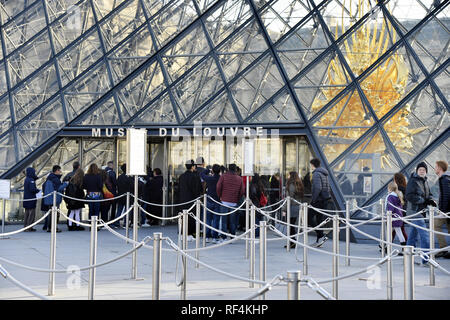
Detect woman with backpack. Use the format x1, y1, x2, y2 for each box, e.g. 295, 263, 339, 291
83, 163, 103, 220
65, 169, 85, 231
100, 169, 115, 224
284, 172, 304, 248
249, 173, 267, 237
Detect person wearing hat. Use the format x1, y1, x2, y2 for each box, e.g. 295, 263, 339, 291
405, 161, 437, 267
178, 159, 202, 241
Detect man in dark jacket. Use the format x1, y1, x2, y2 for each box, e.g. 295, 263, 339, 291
105, 161, 118, 222
216, 164, 245, 241
178, 160, 202, 240
309, 158, 332, 247
434, 161, 450, 258
405, 162, 435, 266
201, 164, 221, 242
63, 161, 80, 182
42, 165, 69, 232
146, 168, 164, 225
113, 164, 133, 228
23, 167, 40, 232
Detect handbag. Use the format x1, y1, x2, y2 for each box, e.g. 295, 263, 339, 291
259, 192, 268, 207
102, 184, 114, 199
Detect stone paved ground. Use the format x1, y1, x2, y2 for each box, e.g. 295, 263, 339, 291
0, 223, 449, 300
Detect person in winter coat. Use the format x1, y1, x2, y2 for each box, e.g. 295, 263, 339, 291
201, 164, 221, 243
42, 165, 69, 232
23, 167, 40, 231
178, 160, 203, 240
249, 173, 266, 238
405, 162, 436, 266
386, 182, 407, 246
434, 161, 450, 258
63, 161, 80, 183
146, 168, 164, 226
284, 172, 304, 248
113, 164, 133, 228
83, 163, 103, 219
216, 163, 245, 241
105, 161, 118, 224
309, 158, 332, 247
394, 172, 408, 211
64, 169, 85, 231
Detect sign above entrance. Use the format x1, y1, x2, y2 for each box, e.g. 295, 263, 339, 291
126, 128, 147, 176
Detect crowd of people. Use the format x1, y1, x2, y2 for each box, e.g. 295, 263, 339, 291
21, 157, 450, 262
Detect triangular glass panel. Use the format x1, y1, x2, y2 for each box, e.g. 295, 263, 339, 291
276, 12, 331, 80
79, 97, 121, 125
216, 19, 269, 81
247, 90, 302, 123
383, 84, 449, 165
0, 95, 12, 133
388, 1, 434, 33
205, 0, 252, 46
0, 131, 17, 171
118, 60, 165, 123
92, 0, 128, 20
293, 50, 350, 119
432, 66, 449, 101
132, 91, 178, 124
312, 88, 375, 163
172, 57, 225, 119
149, 0, 199, 48
332, 129, 401, 205
359, 44, 426, 120
189, 91, 239, 124
161, 24, 210, 83
258, 0, 313, 43
230, 54, 284, 119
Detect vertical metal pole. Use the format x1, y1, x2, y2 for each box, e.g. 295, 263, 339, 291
203, 193, 207, 248
403, 246, 415, 300
332, 215, 339, 299
345, 200, 350, 266
48, 191, 57, 296
302, 203, 308, 275
286, 196, 291, 252
386, 210, 393, 300
162, 137, 167, 225
249, 205, 255, 288
287, 271, 301, 300
245, 178, 250, 259
1, 198, 6, 239
125, 192, 130, 243
259, 221, 267, 300
429, 206, 435, 286
88, 216, 98, 300
152, 232, 162, 300
181, 210, 188, 300
195, 200, 200, 268
132, 176, 138, 279
380, 199, 386, 258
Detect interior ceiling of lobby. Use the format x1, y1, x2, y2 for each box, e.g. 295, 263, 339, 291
0, 0, 448, 207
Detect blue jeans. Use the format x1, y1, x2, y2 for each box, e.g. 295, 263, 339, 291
206, 199, 221, 239
87, 192, 101, 219
220, 203, 238, 239
114, 203, 126, 227
406, 218, 430, 264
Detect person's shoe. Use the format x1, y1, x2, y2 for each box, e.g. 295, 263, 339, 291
43, 226, 47, 231
284, 243, 296, 249
187, 235, 195, 242
142, 223, 150, 228
68, 226, 75, 231
415, 261, 430, 267
444, 252, 450, 259
56, 228, 62, 233
212, 238, 219, 244
76, 226, 85, 231
435, 251, 447, 259
205, 237, 211, 243
29, 228, 36, 232
312, 236, 328, 248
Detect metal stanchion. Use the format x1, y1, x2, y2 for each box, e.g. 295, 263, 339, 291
88, 216, 98, 300
245, 179, 250, 259
403, 245, 415, 300
131, 176, 139, 280
332, 215, 339, 299
1, 198, 6, 239
286, 196, 291, 252
195, 199, 200, 268
380, 198, 386, 258
125, 192, 130, 243
429, 206, 435, 286
259, 221, 267, 300
287, 271, 301, 300
302, 203, 308, 275
345, 200, 350, 266
386, 210, 393, 300
249, 205, 256, 288
152, 232, 162, 300
203, 194, 207, 248
48, 191, 57, 296
181, 210, 188, 300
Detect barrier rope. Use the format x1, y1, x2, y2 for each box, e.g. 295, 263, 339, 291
0, 209, 51, 236
416, 251, 450, 276
395, 215, 450, 237
303, 277, 336, 300
137, 195, 202, 207
58, 192, 126, 202
243, 275, 285, 300
201, 200, 247, 216
138, 204, 183, 220
4, 193, 53, 202
0, 265, 51, 300
257, 199, 288, 215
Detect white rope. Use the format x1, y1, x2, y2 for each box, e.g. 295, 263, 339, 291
416, 251, 450, 276
201, 200, 247, 215
137, 195, 202, 207
257, 198, 288, 214
242, 275, 285, 300
58, 192, 126, 202
4, 193, 53, 202
303, 277, 336, 300
0, 209, 51, 236
0, 265, 51, 300
138, 204, 182, 220
396, 215, 450, 237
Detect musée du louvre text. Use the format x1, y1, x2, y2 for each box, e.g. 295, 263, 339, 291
91, 126, 278, 138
